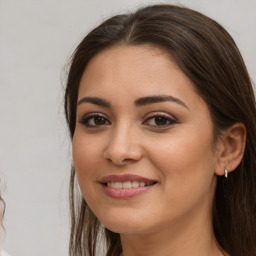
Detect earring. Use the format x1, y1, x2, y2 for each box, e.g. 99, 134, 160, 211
224, 169, 228, 178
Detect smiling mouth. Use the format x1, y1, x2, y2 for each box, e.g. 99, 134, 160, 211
99, 174, 157, 199
104, 181, 156, 189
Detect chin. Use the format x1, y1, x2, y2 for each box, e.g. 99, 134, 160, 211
97, 210, 151, 235
103, 221, 147, 235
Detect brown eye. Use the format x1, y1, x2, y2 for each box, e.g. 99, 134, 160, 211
80, 114, 111, 127
154, 116, 169, 126
94, 116, 107, 125
143, 115, 176, 127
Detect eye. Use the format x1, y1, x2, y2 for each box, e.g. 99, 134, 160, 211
79, 114, 111, 127
143, 114, 177, 127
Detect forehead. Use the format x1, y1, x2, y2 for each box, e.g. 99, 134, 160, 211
81, 45, 174, 86
78, 45, 197, 99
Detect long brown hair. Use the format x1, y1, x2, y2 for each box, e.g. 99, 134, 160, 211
64, 4, 256, 256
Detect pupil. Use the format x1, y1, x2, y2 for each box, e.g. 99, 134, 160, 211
155, 116, 167, 125
95, 117, 105, 125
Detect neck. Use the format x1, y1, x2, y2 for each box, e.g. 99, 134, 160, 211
120, 204, 224, 256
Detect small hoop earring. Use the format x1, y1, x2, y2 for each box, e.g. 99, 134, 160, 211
224, 169, 228, 178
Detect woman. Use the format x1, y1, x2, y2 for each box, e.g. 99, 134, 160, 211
64, 4, 256, 256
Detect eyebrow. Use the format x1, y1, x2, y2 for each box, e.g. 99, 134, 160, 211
77, 97, 111, 107
135, 95, 189, 109
77, 95, 188, 109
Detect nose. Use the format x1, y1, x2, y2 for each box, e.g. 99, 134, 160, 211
103, 124, 143, 166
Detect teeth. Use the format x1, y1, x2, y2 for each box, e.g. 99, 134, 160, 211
106, 181, 153, 189
123, 181, 132, 188
139, 181, 145, 187
111, 182, 122, 189
131, 181, 139, 188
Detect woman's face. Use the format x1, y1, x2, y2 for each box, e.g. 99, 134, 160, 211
73, 45, 220, 235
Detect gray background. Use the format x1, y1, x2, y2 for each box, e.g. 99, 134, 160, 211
0, 0, 255, 256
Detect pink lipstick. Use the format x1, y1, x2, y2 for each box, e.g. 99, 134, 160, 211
99, 174, 157, 199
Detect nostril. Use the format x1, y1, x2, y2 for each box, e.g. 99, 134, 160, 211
103, 141, 143, 165
105, 157, 135, 166
123, 158, 136, 162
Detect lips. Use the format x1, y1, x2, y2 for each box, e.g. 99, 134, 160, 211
100, 174, 156, 183
107, 180, 154, 189
99, 174, 157, 199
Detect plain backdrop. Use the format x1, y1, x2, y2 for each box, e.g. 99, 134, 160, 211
0, 0, 255, 256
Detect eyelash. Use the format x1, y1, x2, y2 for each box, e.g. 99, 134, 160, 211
79, 113, 177, 128
143, 114, 177, 127
79, 113, 111, 127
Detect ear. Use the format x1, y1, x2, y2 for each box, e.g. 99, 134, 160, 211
215, 123, 246, 176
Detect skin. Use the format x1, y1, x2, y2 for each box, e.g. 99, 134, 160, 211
72, 45, 233, 256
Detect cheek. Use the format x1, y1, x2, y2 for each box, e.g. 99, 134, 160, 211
72, 131, 106, 210
72, 131, 100, 184
147, 130, 217, 195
